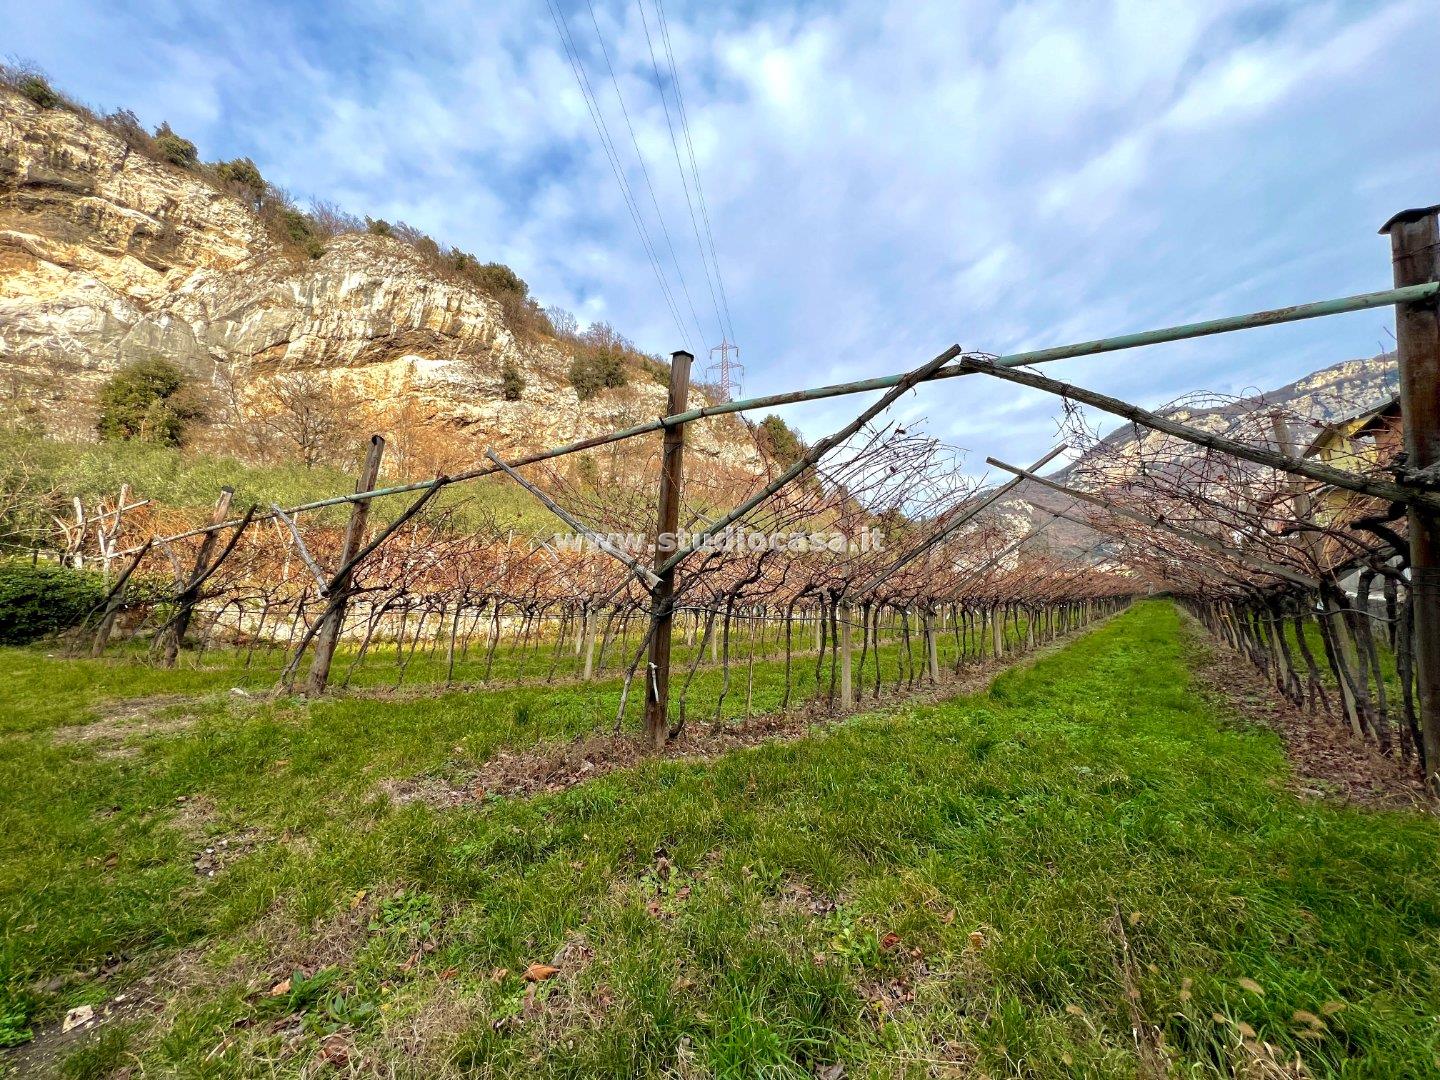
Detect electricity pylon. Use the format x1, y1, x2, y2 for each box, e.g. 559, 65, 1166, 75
705, 339, 743, 401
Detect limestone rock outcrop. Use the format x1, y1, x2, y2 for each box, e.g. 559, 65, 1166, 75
0, 90, 757, 473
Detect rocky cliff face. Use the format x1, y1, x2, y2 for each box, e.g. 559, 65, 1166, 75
0, 90, 757, 474
1071, 352, 1399, 476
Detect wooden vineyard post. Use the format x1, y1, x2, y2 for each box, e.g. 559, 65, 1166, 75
306, 435, 385, 696
839, 602, 854, 707
161, 487, 234, 667
582, 603, 599, 681
1384, 205, 1440, 786
644, 351, 693, 749
923, 605, 940, 683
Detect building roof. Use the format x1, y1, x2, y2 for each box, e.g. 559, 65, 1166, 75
1302, 394, 1401, 459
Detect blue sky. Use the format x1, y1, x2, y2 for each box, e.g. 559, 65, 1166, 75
6, 0, 1437, 471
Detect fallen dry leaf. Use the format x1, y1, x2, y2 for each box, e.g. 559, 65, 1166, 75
269, 978, 292, 997
880, 932, 902, 951
524, 963, 560, 982
316, 1035, 349, 1067
490, 967, 509, 982
61, 1005, 94, 1033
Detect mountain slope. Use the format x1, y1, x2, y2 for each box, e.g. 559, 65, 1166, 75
0, 88, 757, 476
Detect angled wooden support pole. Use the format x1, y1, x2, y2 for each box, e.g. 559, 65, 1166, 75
90, 539, 152, 656
485, 448, 661, 590
855, 442, 1067, 595
986, 457, 1320, 591
656, 345, 964, 577
645, 350, 693, 748
271, 503, 330, 595
1384, 204, 1440, 784
958, 356, 1440, 514
944, 503, 1072, 601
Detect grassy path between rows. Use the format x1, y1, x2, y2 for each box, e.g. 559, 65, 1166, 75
3, 600, 1439, 1077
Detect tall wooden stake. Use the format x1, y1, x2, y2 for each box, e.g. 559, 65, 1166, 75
644, 351, 692, 748
1383, 204, 1440, 785
306, 435, 385, 696
582, 604, 599, 681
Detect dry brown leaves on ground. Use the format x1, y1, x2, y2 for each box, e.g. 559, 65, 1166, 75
1182, 617, 1432, 812
380, 618, 1115, 809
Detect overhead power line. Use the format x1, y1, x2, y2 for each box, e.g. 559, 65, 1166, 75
648, 0, 738, 347
544, 0, 692, 350
634, 0, 731, 351
581, 0, 710, 350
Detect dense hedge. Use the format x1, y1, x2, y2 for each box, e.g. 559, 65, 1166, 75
0, 560, 106, 645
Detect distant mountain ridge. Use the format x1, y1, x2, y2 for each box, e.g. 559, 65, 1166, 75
997, 352, 1400, 554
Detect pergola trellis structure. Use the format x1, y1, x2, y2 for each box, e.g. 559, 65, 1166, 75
94, 206, 1440, 785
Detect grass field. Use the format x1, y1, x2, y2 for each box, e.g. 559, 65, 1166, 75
2, 601, 1438, 1077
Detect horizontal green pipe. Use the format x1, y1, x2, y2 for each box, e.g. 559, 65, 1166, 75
128, 281, 1437, 548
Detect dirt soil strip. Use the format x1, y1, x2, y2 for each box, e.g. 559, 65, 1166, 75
382, 613, 1121, 808
46, 693, 205, 757
1179, 612, 1432, 813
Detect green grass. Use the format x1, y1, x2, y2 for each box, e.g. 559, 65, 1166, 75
0, 608, 1029, 735
0, 429, 559, 541
0, 629, 719, 736
2, 601, 1438, 1077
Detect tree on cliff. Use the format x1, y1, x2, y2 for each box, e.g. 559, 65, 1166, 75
568, 323, 634, 401
235, 371, 369, 471
756, 415, 805, 466
97, 358, 205, 446
153, 122, 198, 168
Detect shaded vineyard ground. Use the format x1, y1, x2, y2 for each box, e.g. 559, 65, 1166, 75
3, 601, 1439, 1077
